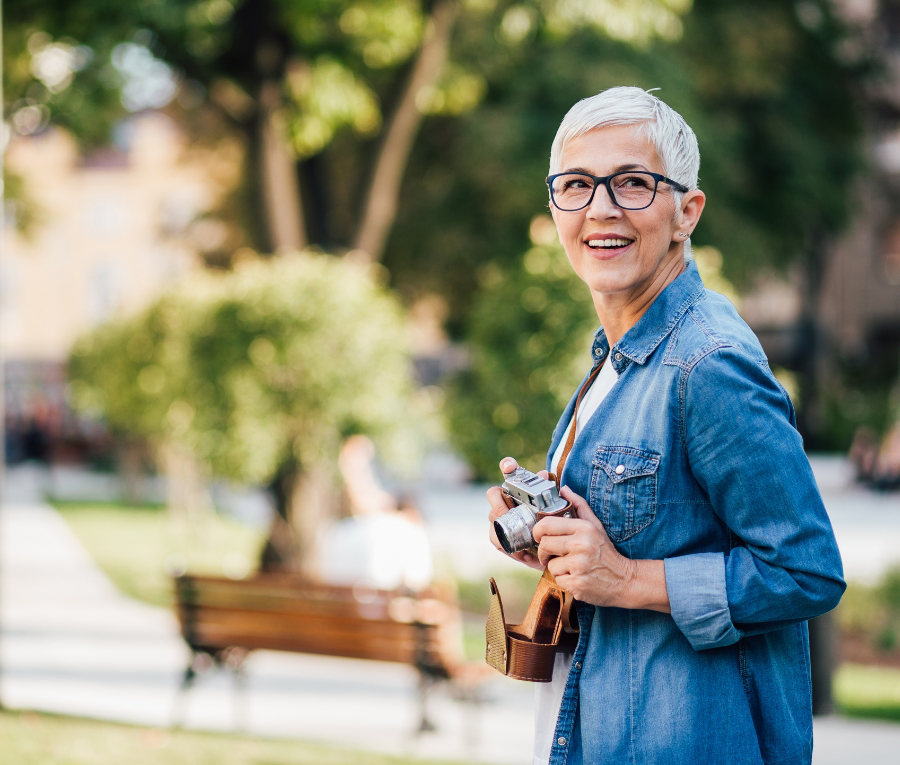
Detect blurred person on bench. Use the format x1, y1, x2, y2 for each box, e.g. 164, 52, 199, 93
318, 434, 433, 592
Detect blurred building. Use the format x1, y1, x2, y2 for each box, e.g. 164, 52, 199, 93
1, 113, 225, 462
822, 1, 900, 361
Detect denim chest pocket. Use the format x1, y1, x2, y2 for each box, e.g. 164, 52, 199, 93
590, 446, 661, 542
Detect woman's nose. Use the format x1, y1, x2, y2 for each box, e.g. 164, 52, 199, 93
586, 182, 622, 218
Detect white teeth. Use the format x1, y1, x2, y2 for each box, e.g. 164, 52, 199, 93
588, 238, 631, 248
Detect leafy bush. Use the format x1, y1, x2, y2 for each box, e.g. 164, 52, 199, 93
68, 251, 426, 486
838, 566, 900, 660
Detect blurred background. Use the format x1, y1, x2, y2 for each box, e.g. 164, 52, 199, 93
2, 0, 900, 763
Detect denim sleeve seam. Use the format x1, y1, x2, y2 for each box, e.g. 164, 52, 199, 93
677, 342, 733, 454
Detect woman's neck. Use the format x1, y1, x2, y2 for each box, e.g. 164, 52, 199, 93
592, 258, 686, 348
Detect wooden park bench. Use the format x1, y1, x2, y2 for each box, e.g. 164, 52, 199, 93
172, 572, 487, 732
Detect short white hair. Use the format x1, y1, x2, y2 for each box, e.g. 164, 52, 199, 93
549, 86, 700, 190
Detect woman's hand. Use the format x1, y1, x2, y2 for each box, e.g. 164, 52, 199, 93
486, 456, 544, 571
533, 486, 671, 613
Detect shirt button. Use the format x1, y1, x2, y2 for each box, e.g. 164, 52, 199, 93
575, 661, 582, 670
614, 352, 623, 361
615, 464, 625, 475
558, 737, 568, 747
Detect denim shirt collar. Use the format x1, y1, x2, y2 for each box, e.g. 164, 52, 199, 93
590, 260, 706, 374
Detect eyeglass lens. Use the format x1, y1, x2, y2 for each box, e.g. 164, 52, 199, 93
550, 172, 658, 211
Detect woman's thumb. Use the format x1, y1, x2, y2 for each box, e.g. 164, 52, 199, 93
560, 485, 601, 527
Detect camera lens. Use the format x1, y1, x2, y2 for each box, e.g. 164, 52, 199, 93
494, 506, 536, 554
494, 520, 515, 554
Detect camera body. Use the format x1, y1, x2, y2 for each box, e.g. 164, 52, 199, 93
494, 467, 573, 554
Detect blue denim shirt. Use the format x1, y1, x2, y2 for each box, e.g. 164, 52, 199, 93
544, 262, 845, 765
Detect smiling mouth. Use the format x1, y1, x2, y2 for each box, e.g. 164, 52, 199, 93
587, 237, 634, 250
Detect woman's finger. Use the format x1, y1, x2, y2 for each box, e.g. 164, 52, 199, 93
499, 456, 519, 475
486, 485, 514, 521
537, 534, 570, 567
560, 485, 606, 532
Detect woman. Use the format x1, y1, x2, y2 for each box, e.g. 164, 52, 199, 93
487, 87, 845, 765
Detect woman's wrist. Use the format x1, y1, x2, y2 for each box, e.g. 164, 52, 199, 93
620, 558, 671, 613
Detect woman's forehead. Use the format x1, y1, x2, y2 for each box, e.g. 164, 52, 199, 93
560, 125, 661, 172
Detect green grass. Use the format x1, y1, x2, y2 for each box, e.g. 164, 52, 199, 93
52, 500, 267, 607
0, 709, 469, 765
834, 663, 900, 722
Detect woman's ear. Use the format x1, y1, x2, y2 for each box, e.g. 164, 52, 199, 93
673, 189, 706, 241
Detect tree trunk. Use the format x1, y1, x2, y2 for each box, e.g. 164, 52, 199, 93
794, 228, 830, 447
352, 0, 459, 262
809, 612, 838, 715
117, 436, 148, 505
259, 458, 338, 574
258, 78, 307, 253
158, 441, 215, 522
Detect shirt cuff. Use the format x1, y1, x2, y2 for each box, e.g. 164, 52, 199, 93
664, 553, 742, 651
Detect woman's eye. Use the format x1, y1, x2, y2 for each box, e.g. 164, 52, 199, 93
618, 175, 651, 189
563, 177, 591, 191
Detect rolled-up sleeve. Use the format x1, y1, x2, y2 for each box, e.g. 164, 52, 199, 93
665, 552, 742, 649
667, 346, 845, 651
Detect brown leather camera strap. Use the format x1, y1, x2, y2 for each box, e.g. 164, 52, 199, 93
554, 360, 603, 482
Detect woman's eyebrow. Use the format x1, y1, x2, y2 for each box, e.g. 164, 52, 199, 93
560, 162, 651, 175
614, 163, 650, 173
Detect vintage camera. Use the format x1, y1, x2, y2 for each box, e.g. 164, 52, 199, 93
494, 467, 573, 554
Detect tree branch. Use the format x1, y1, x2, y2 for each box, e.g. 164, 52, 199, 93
351, 0, 459, 262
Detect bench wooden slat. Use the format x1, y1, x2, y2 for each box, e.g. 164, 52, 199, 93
176, 580, 453, 624
178, 606, 447, 640
188, 625, 451, 669
173, 574, 465, 669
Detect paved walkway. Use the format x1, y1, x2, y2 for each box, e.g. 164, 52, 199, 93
2, 460, 900, 763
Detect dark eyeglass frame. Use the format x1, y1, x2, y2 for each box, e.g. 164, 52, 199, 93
545, 170, 690, 211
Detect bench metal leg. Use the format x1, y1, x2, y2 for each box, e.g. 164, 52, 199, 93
171, 652, 202, 728
416, 673, 438, 734
231, 658, 248, 731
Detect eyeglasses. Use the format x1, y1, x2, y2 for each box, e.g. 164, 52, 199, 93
546, 170, 689, 212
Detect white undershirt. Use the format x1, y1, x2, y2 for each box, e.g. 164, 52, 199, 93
534, 359, 619, 765
549, 359, 619, 476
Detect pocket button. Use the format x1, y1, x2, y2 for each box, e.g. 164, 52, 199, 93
615, 464, 625, 475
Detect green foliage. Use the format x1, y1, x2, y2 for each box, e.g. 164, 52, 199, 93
68, 251, 424, 486
676, 0, 869, 287
838, 566, 900, 663
2, 0, 435, 199
2, 166, 42, 234
817, 349, 900, 451
444, 239, 597, 479
834, 664, 900, 723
